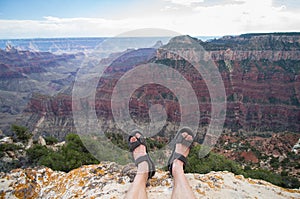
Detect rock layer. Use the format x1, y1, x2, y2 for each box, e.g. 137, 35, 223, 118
18, 33, 300, 137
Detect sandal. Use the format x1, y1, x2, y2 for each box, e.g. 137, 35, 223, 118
128, 130, 156, 179
167, 127, 194, 176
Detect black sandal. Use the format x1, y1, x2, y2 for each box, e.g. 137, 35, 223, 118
167, 127, 194, 176
128, 130, 155, 179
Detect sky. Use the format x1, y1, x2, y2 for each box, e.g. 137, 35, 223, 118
0, 0, 299, 39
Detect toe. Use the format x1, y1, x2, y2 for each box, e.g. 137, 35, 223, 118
186, 134, 193, 141
130, 136, 137, 143
182, 132, 188, 138
129, 132, 142, 143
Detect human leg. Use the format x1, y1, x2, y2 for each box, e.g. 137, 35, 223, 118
125, 132, 155, 199
169, 129, 196, 199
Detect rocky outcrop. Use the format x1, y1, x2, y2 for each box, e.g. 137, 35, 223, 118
0, 161, 299, 199
0, 135, 65, 173
0, 136, 27, 172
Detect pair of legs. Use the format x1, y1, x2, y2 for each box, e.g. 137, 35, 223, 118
125, 132, 196, 199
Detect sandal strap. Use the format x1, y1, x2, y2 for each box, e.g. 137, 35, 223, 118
128, 133, 146, 152
176, 134, 193, 147
129, 139, 144, 152
176, 127, 194, 148
172, 152, 187, 166
135, 155, 149, 166
168, 152, 187, 176
135, 154, 156, 179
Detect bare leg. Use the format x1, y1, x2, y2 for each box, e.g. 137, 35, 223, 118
171, 133, 196, 199
125, 135, 148, 199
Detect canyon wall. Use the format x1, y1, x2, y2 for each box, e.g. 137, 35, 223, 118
3, 33, 300, 137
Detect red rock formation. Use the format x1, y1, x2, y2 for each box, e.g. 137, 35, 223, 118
22, 33, 300, 136
240, 151, 259, 163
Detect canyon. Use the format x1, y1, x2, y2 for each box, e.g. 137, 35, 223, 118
14, 33, 300, 139
0, 33, 299, 180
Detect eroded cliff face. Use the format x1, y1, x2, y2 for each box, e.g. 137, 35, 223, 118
17, 33, 300, 136
23, 94, 75, 140
155, 33, 300, 132
0, 47, 83, 134
0, 161, 299, 199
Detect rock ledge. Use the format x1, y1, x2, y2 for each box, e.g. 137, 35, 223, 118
0, 162, 299, 199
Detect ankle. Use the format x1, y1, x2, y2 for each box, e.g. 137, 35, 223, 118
172, 159, 184, 176
136, 161, 149, 177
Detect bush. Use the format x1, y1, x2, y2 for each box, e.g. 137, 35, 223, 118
27, 133, 99, 172
243, 169, 283, 186
26, 144, 50, 165
105, 132, 128, 150
44, 136, 59, 145
146, 138, 165, 150
185, 145, 243, 174
11, 124, 32, 142
0, 143, 22, 152
39, 151, 66, 171
270, 157, 280, 169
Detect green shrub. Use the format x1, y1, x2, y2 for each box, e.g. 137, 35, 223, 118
146, 138, 166, 150
185, 145, 243, 174
26, 144, 50, 165
105, 132, 128, 150
0, 143, 21, 159
82, 135, 131, 165
27, 133, 100, 172
0, 143, 22, 152
243, 169, 283, 186
44, 136, 59, 145
270, 157, 280, 169
11, 124, 32, 142
39, 151, 66, 171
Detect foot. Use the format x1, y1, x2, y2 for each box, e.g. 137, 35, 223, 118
129, 133, 149, 176
168, 128, 194, 177
172, 132, 193, 176
130, 133, 147, 160
128, 131, 156, 179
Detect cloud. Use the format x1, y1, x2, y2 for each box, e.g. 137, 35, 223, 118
164, 0, 204, 6
190, 0, 300, 34
0, 16, 180, 39
164, 0, 247, 7
0, 0, 299, 39
160, 5, 179, 11
0, 17, 132, 38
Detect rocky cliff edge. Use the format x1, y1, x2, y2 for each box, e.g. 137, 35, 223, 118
0, 161, 299, 199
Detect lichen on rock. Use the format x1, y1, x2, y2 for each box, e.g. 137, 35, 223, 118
0, 161, 299, 199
